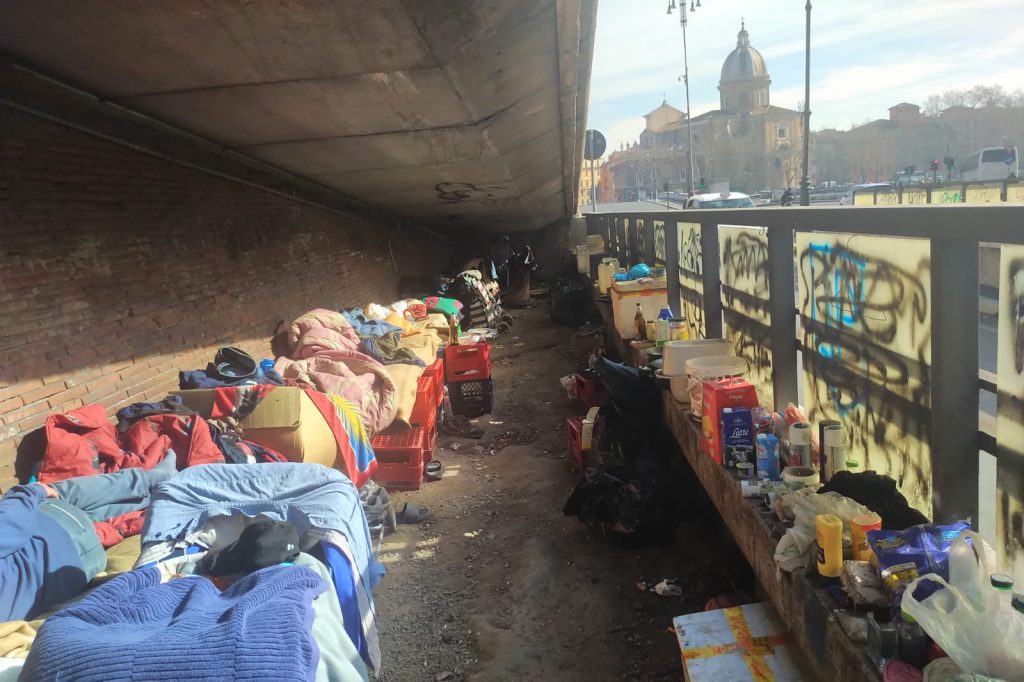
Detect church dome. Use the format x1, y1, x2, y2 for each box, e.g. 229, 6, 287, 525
720, 22, 767, 83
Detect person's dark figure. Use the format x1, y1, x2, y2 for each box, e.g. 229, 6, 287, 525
780, 187, 794, 206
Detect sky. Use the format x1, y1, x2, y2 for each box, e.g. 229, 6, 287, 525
588, 0, 1024, 155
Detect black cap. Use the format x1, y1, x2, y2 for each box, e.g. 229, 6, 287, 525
200, 520, 301, 577
991, 573, 1015, 590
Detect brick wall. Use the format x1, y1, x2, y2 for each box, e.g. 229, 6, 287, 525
0, 108, 446, 487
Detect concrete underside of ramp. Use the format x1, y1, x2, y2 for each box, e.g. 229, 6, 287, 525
0, 0, 597, 233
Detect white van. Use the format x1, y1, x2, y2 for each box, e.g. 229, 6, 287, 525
960, 147, 1018, 182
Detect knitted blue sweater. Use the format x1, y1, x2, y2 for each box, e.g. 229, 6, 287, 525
23, 565, 326, 681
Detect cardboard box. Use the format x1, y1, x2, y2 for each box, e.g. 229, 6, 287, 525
700, 378, 758, 465
173, 387, 338, 468
673, 602, 807, 681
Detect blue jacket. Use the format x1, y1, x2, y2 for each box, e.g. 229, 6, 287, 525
0, 485, 86, 622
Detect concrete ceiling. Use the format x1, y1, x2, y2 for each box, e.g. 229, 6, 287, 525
0, 0, 596, 233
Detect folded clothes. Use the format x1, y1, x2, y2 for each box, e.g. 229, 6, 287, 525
22, 566, 325, 682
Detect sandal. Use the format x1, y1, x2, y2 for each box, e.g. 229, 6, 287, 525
396, 502, 432, 524
424, 459, 444, 481
441, 413, 484, 438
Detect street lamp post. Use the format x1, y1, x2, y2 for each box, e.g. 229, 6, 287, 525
800, 1, 812, 206
668, 0, 699, 198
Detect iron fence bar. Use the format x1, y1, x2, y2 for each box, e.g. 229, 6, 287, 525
665, 218, 680, 321
767, 225, 799, 409
593, 206, 1024, 244
700, 221, 723, 339
930, 239, 980, 524
643, 218, 656, 265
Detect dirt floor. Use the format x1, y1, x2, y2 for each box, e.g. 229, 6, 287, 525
375, 304, 752, 682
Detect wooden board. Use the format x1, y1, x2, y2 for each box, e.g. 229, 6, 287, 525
674, 602, 807, 682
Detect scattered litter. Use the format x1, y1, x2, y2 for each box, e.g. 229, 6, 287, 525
636, 578, 682, 596
450, 442, 461, 451
436, 672, 453, 681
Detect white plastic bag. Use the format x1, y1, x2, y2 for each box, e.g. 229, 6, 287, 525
903, 571, 1024, 681
773, 491, 871, 572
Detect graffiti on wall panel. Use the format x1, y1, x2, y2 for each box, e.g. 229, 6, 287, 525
653, 221, 666, 265
797, 233, 932, 513
677, 222, 705, 339
720, 226, 773, 406
996, 247, 1024, 581
636, 219, 647, 262
623, 219, 632, 263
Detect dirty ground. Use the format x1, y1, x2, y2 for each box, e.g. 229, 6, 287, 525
376, 305, 752, 682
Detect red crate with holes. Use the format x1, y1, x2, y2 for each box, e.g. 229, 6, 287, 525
575, 372, 608, 409
371, 428, 428, 492
567, 416, 584, 472
444, 342, 491, 382
422, 359, 445, 406
409, 374, 439, 431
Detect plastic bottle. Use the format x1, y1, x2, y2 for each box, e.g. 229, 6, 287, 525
633, 303, 647, 341
896, 609, 929, 669
655, 306, 672, 344
449, 314, 460, 345
815, 513, 843, 578
851, 512, 882, 561
991, 573, 1015, 609
259, 359, 275, 373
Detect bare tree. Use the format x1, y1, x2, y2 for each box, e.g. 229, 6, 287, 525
923, 94, 942, 117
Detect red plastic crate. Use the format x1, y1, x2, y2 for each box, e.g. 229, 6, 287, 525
371, 428, 428, 492
422, 359, 445, 407
444, 342, 491, 382
410, 374, 438, 429
575, 372, 608, 409
567, 416, 584, 472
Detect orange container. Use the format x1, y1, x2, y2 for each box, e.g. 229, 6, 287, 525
851, 513, 882, 561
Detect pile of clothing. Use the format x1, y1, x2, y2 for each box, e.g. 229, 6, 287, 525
1, 462, 382, 682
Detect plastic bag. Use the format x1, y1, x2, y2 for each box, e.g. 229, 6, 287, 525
903, 571, 1024, 680
560, 374, 578, 399
773, 491, 872, 572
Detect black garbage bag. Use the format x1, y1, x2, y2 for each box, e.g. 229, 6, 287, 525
563, 406, 682, 547
549, 271, 587, 326
592, 356, 662, 431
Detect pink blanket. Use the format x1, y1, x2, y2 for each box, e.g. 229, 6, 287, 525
274, 309, 397, 435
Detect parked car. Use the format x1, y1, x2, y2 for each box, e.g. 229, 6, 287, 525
684, 191, 756, 209
839, 183, 891, 206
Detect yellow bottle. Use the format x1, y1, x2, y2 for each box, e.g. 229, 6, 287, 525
816, 514, 844, 578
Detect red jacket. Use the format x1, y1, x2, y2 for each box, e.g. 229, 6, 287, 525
38, 404, 224, 483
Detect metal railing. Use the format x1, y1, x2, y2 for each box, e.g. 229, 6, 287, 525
854, 179, 1024, 205
586, 204, 1024, 574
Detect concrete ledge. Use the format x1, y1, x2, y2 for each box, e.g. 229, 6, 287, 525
662, 400, 881, 682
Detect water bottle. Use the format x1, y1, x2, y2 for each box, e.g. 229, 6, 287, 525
259, 359, 275, 373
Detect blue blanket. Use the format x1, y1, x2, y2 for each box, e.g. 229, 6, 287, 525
23, 566, 325, 682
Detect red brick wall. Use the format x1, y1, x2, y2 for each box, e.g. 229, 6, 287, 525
0, 108, 445, 487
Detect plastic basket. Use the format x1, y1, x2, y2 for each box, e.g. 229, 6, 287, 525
448, 378, 494, 418
444, 342, 491, 382
370, 427, 428, 492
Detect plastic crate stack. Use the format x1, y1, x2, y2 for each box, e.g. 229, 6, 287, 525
370, 358, 443, 492
444, 341, 493, 418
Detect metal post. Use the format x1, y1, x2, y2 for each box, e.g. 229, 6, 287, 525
699, 221, 723, 338
766, 226, 799, 408
799, 1, 812, 207
590, 157, 597, 212
930, 239, 979, 524
665, 218, 680, 317
681, 5, 695, 198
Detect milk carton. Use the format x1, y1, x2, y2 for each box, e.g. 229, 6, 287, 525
721, 407, 754, 470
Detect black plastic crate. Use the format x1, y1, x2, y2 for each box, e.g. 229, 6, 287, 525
449, 378, 494, 418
